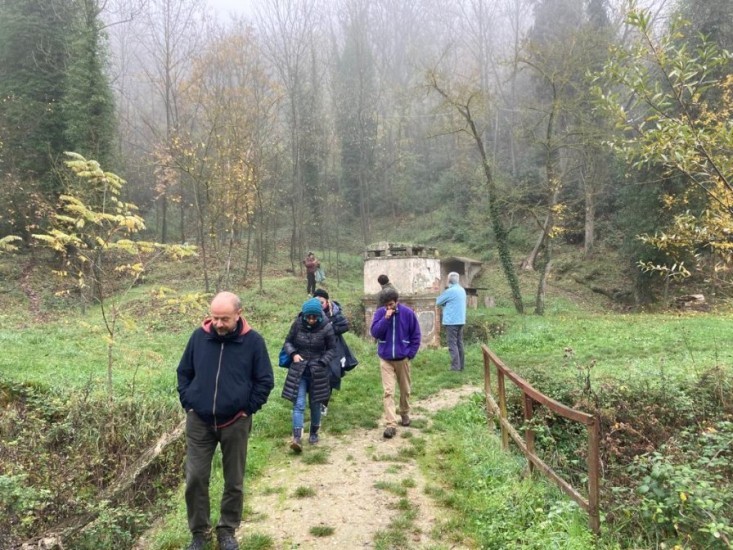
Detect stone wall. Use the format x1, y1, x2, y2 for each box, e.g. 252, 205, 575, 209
363, 256, 442, 297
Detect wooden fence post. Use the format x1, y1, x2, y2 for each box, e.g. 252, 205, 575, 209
523, 394, 535, 474
497, 369, 509, 450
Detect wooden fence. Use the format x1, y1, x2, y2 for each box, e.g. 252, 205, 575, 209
481, 344, 601, 534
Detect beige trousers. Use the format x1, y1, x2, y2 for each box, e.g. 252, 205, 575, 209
379, 358, 411, 428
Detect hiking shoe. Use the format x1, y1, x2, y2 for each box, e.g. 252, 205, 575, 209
290, 438, 303, 453
217, 532, 239, 550
309, 432, 319, 444
186, 534, 208, 550
400, 414, 411, 427
383, 426, 396, 439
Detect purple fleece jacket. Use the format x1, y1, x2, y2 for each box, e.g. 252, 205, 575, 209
370, 304, 422, 360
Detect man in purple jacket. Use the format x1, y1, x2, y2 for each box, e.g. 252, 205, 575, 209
370, 287, 422, 438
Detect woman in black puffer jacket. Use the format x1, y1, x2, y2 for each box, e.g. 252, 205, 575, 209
281, 297, 337, 452
312, 289, 359, 415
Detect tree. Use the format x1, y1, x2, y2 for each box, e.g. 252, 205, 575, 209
141, 0, 206, 243
177, 25, 279, 291
61, 0, 117, 166
33, 153, 195, 392
257, 0, 323, 267
595, 6, 733, 290
332, 0, 378, 243
428, 72, 525, 314
0, 0, 116, 238
515, 0, 617, 312
0, 0, 75, 237
0, 0, 72, 181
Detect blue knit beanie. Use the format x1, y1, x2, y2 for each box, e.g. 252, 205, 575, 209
302, 297, 323, 318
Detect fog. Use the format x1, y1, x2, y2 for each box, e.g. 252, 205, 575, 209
207, 0, 253, 19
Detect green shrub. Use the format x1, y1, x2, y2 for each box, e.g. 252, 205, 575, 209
612, 421, 733, 548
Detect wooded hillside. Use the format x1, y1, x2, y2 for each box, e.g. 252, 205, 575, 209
1, 0, 732, 306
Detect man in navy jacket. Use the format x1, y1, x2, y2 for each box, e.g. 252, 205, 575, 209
177, 292, 274, 550
370, 287, 421, 439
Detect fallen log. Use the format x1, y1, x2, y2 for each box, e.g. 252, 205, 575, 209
21, 418, 186, 549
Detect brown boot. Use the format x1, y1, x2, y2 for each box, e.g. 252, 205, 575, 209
290, 428, 303, 453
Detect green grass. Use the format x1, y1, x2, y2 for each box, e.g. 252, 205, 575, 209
374, 481, 408, 497
240, 533, 274, 550
421, 397, 600, 549
293, 486, 316, 498
485, 310, 733, 383
309, 525, 335, 537
2, 248, 732, 549
301, 449, 329, 465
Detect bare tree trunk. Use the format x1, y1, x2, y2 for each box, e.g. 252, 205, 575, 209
180, 199, 185, 244
535, 248, 552, 315
429, 74, 524, 313
160, 194, 168, 244
521, 212, 550, 271
192, 180, 210, 292
584, 183, 595, 257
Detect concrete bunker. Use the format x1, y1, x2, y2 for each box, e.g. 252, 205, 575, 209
363, 242, 482, 348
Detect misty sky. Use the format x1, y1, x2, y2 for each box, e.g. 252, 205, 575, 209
207, 0, 253, 19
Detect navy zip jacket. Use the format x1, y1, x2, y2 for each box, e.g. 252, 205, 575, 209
177, 317, 274, 429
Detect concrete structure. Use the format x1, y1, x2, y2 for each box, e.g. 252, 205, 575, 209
363, 242, 454, 348
363, 242, 484, 347
363, 241, 441, 296
439, 256, 485, 308
363, 242, 441, 347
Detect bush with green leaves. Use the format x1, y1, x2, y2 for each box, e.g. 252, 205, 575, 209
613, 421, 733, 548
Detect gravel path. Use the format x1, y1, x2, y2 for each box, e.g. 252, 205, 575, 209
240, 385, 480, 549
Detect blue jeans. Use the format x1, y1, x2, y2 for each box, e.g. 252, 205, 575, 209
292, 374, 322, 429
446, 324, 465, 371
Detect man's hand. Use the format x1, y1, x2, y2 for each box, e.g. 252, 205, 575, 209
384, 307, 394, 319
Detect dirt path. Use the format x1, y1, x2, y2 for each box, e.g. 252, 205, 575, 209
240, 385, 480, 549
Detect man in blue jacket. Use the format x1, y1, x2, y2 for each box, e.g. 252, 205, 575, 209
436, 272, 467, 371
177, 292, 274, 550
370, 287, 421, 438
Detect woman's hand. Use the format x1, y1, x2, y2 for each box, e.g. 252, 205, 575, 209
293, 354, 303, 363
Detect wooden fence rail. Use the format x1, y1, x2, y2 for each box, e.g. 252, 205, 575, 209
481, 344, 601, 534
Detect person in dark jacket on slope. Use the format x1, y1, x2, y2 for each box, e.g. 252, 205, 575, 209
281, 297, 338, 451
370, 287, 421, 439
177, 292, 274, 550
313, 288, 358, 417
303, 251, 320, 296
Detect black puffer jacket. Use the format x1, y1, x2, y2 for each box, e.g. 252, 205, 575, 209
328, 301, 349, 336
281, 314, 337, 403
324, 301, 358, 391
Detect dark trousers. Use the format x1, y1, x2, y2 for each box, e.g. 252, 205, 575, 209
306, 272, 316, 295
446, 325, 465, 371
185, 411, 252, 536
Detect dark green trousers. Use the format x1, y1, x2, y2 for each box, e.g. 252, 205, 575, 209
184, 411, 252, 536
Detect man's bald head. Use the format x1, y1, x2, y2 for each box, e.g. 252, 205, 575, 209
211, 291, 242, 311
210, 292, 242, 335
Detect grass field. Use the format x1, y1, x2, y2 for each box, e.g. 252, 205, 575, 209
1, 250, 731, 548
